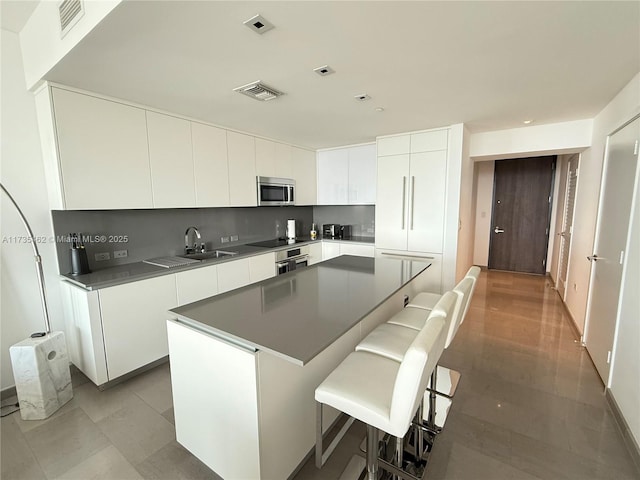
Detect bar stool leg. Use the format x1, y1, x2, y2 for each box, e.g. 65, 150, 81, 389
393, 436, 403, 480
366, 425, 379, 480
425, 369, 442, 435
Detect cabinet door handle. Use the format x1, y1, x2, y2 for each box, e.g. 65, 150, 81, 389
410, 176, 415, 230
401, 176, 407, 230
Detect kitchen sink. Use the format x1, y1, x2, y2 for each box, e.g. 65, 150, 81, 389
179, 250, 238, 261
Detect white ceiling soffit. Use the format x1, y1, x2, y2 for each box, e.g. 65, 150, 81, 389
43, 1, 640, 149
0, 0, 39, 33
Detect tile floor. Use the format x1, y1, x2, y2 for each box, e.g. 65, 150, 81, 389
1, 270, 638, 479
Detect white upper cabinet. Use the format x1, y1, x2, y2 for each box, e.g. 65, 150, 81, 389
146, 112, 195, 208
275, 142, 293, 179
292, 147, 317, 205
406, 151, 446, 252
410, 130, 448, 153
375, 128, 448, 254
255, 138, 277, 177
191, 122, 230, 207
317, 144, 376, 205
375, 154, 411, 251
227, 131, 257, 206
377, 134, 410, 156
348, 144, 377, 204
317, 149, 349, 205
52, 88, 153, 209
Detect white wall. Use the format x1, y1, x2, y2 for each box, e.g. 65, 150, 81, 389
470, 119, 593, 161
549, 155, 570, 284
472, 161, 494, 266
442, 123, 464, 291
0, 29, 65, 391
455, 125, 475, 281
568, 73, 640, 335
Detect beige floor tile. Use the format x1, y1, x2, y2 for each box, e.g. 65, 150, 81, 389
23, 407, 110, 479
433, 442, 544, 480
13, 396, 80, 434
0, 414, 46, 480
134, 441, 220, 479
96, 394, 175, 465
73, 382, 138, 423
124, 363, 174, 414
161, 407, 174, 425
54, 445, 143, 480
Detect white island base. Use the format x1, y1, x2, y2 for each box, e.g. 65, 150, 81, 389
167, 256, 432, 479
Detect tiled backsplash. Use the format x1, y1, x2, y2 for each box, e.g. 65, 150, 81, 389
51, 207, 313, 274
51, 205, 375, 275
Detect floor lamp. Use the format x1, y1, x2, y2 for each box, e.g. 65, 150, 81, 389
1, 182, 73, 420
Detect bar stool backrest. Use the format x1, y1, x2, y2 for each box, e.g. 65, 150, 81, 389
389, 291, 456, 433
446, 277, 475, 347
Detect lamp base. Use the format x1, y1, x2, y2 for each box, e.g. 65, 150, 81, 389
9, 331, 73, 420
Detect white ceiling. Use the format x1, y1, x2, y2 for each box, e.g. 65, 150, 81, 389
41, 1, 640, 149
0, 0, 39, 33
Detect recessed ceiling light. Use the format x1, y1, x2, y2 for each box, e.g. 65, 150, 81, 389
354, 94, 371, 101
243, 14, 275, 35
313, 65, 335, 76
523, 119, 533, 124
375, 107, 385, 112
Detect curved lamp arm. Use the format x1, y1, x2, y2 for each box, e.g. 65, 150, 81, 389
1, 182, 51, 334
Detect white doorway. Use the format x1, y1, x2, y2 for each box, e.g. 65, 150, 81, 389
584, 115, 640, 384
556, 154, 579, 299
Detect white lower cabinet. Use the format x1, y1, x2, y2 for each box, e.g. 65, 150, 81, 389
217, 258, 251, 294
249, 252, 276, 283
376, 249, 443, 294
322, 241, 375, 261
98, 275, 177, 380
308, 242, 323, 265
339, 243, 375, 257
322, 242, 341, 260
176, 265, 219, 306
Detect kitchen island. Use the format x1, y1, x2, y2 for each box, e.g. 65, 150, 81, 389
167, 255, 431, 479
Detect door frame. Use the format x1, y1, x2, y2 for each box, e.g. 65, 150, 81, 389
556, 154, 580, 299
582, 113, 640, 384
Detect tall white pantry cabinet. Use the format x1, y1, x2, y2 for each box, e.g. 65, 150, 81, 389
375, 126, 465, 293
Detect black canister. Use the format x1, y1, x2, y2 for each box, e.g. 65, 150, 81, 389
70, 233, 91, 275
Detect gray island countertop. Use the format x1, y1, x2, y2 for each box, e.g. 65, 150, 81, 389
170, 255, 430, 366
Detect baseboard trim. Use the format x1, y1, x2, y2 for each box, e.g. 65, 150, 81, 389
1, 386, 17, 401
606, 389, 640, 475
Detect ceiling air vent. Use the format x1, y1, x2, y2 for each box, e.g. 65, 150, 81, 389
233, 81, 284, 102
59, 0, 84, 38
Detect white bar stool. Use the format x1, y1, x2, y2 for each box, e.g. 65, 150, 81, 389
315, 314, 448, 480
404, 266, 480, 399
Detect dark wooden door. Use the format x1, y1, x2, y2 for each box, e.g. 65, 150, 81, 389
488, 156, 555, 274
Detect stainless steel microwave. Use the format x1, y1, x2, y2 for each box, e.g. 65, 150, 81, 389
257, 176, 295, 206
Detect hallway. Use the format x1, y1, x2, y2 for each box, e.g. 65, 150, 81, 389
296, 270, 639, 479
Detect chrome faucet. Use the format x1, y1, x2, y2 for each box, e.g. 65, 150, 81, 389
184, 226, 204, 255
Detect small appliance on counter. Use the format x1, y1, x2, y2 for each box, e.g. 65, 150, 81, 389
286, 219, 296, 241
323, 224, 341, 238
69, 233, 91, 275
339, 225, 352, 239
310, 223, 318, 240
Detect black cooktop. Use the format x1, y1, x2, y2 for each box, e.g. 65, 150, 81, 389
247, 238, 306, 249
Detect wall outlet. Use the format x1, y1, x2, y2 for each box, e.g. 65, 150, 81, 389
95, 252, 110, 261
113, 250, 128, 259
230, 234, 239, 242
221, 236, 230, 243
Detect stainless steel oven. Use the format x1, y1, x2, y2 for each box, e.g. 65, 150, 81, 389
276, 245, 309, 275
